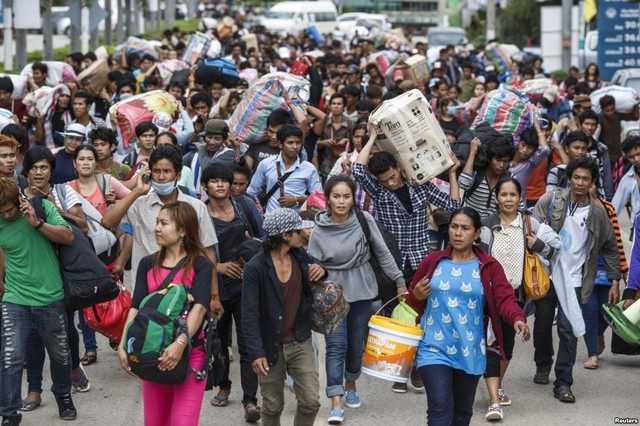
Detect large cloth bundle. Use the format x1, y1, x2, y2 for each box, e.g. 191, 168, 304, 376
22, 85, 56, 118
122, 36, 159, 59
76, 58, 110, 96
264, 71, 311, 103
20, 62, 76, 87
521, 78, 556, 102
182, 33, 212, 65
109, 90, 180, 148
0, 74, 27, 100
157, 59, 190, 86
369, 89, 453, 185
228, 77, 288, 145
485, 43, 512, 75
590, 85, 639, 114
473, 86, 537, 145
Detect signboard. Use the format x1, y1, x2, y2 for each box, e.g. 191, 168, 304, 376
598, 0, 640, 81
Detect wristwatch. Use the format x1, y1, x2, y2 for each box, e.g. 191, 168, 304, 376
35, 219, 45, 230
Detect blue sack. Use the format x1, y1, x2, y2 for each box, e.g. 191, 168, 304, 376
195, 58, 240, 88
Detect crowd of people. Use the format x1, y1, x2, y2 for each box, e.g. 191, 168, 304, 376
0, 9, 639, 426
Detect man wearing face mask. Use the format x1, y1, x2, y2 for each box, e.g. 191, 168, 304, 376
183, 119, 238, 197
101, 144, 225, 317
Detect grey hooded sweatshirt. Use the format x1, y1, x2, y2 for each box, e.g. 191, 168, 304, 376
307, 210, 404, 303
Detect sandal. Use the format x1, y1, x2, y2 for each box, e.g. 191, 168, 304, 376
80, 352, 97, 366
244, 403, 261, 423
210, 392, 230, 407
583, 356, 599, 369
72, 366, 91, 393
553, 387, 576, 403
20, 397, 42, 412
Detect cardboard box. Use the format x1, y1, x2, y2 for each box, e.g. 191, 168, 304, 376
369, 89, 453, 186
403, 54, 429, 87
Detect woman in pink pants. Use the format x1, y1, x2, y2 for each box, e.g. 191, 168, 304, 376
118, 201, 213, 426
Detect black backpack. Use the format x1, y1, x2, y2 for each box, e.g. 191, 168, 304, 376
30, 196, 118, 310
355, 210, 403, 308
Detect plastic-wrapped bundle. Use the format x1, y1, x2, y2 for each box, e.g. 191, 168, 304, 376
20, 61, 76, 87
590, 85, 639, 114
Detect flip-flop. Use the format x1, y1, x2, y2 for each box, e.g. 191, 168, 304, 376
72, 367, 91, 393
20, 399, 41, 412
210, 395, 229, 407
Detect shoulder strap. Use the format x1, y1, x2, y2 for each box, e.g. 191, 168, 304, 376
264, 162, 294, 204
95, 174, 110, 198
232, 197, 254, 238
191, 153, 201, 191
54, 184, 68, 212
159, 258, 187, 291
29, 196, 47, 223
545, 191, 557, 225
354, 210, 372, 246
464, 169, 486, 202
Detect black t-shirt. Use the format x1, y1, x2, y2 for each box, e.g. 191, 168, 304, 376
132, 255, 212, 310
393, 185, 413, 215
246, 142, 280, 169
438, 118, 461, 134
210, 210, 249, 298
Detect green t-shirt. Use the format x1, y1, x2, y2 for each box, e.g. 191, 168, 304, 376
0, 199, 69, 306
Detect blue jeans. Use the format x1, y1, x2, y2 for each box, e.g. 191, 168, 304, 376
324, 299, 372, 398
0, 301, 72, 418
580, 285, 610, 357
25, 309, 82, 394
553, 288, 580, 391
77, 311, 98, 353
418, 364, 481, 426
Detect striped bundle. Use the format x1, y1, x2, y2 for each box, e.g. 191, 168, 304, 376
485, 43, 512, 75
472, 86, 537, 145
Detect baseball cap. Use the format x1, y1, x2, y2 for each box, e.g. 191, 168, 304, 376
204, 119, 229, 135
432, 61, 444, 70
263, 208, 315, 237
345, 64, 360, 75
61, 123, 87, 139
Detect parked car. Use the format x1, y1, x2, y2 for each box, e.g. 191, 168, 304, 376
337, 12, 366, 35
259, 1, 338, 37
426, 27, 468, 62
579, 30, 598, 71
611, 68, 640, 94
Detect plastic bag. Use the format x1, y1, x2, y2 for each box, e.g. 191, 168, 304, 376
83, 281, 131, 344
391, 298, 419, 326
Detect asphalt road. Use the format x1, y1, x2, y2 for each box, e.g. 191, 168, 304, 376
0, 34, 70, 63
18, 214, 640, 426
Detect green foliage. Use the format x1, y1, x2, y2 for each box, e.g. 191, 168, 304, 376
498, 0, 540, 48
144, 19, 201, 39
467, 9, 487, 49
550, 69, 570, 82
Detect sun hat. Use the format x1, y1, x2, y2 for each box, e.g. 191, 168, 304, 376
61, 123, 87, 139
263, 208, 315, 237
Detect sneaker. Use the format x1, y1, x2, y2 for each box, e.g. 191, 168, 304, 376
55, 394, 77, 421
485, 403, 504, 421
328, 407, 345, 425
410, 368, 425, 392
498, 388, 511, 406
344, 390, 361, 409
597, 335, 605, 355
583, 356, 599, 369
2, 416, 22, 426
391, 382, 408, 393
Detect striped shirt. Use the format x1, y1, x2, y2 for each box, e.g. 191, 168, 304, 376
352, 163, 460, 270
596, 199, 629, 274
459, 171, 499, 219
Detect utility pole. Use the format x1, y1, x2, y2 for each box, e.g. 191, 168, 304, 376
3, 0, 12, 71
437, 0, 447, 27
166, 0, 176, 28
69, 0, 80, 53
116, 0, 124, 44
43, 0, 53, 60
486, 0, 496, 41
125, 0, 132, 38
561, 0, 572, 69
105, 0, 112, 46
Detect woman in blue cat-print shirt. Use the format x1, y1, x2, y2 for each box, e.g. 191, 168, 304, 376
406, 207, 530, 426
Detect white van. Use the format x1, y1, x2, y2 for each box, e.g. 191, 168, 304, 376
260, 1, 339, 36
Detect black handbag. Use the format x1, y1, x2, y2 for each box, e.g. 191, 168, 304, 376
205, 316, 226, 391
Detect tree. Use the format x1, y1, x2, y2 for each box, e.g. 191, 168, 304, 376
498, 0, 541, 47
